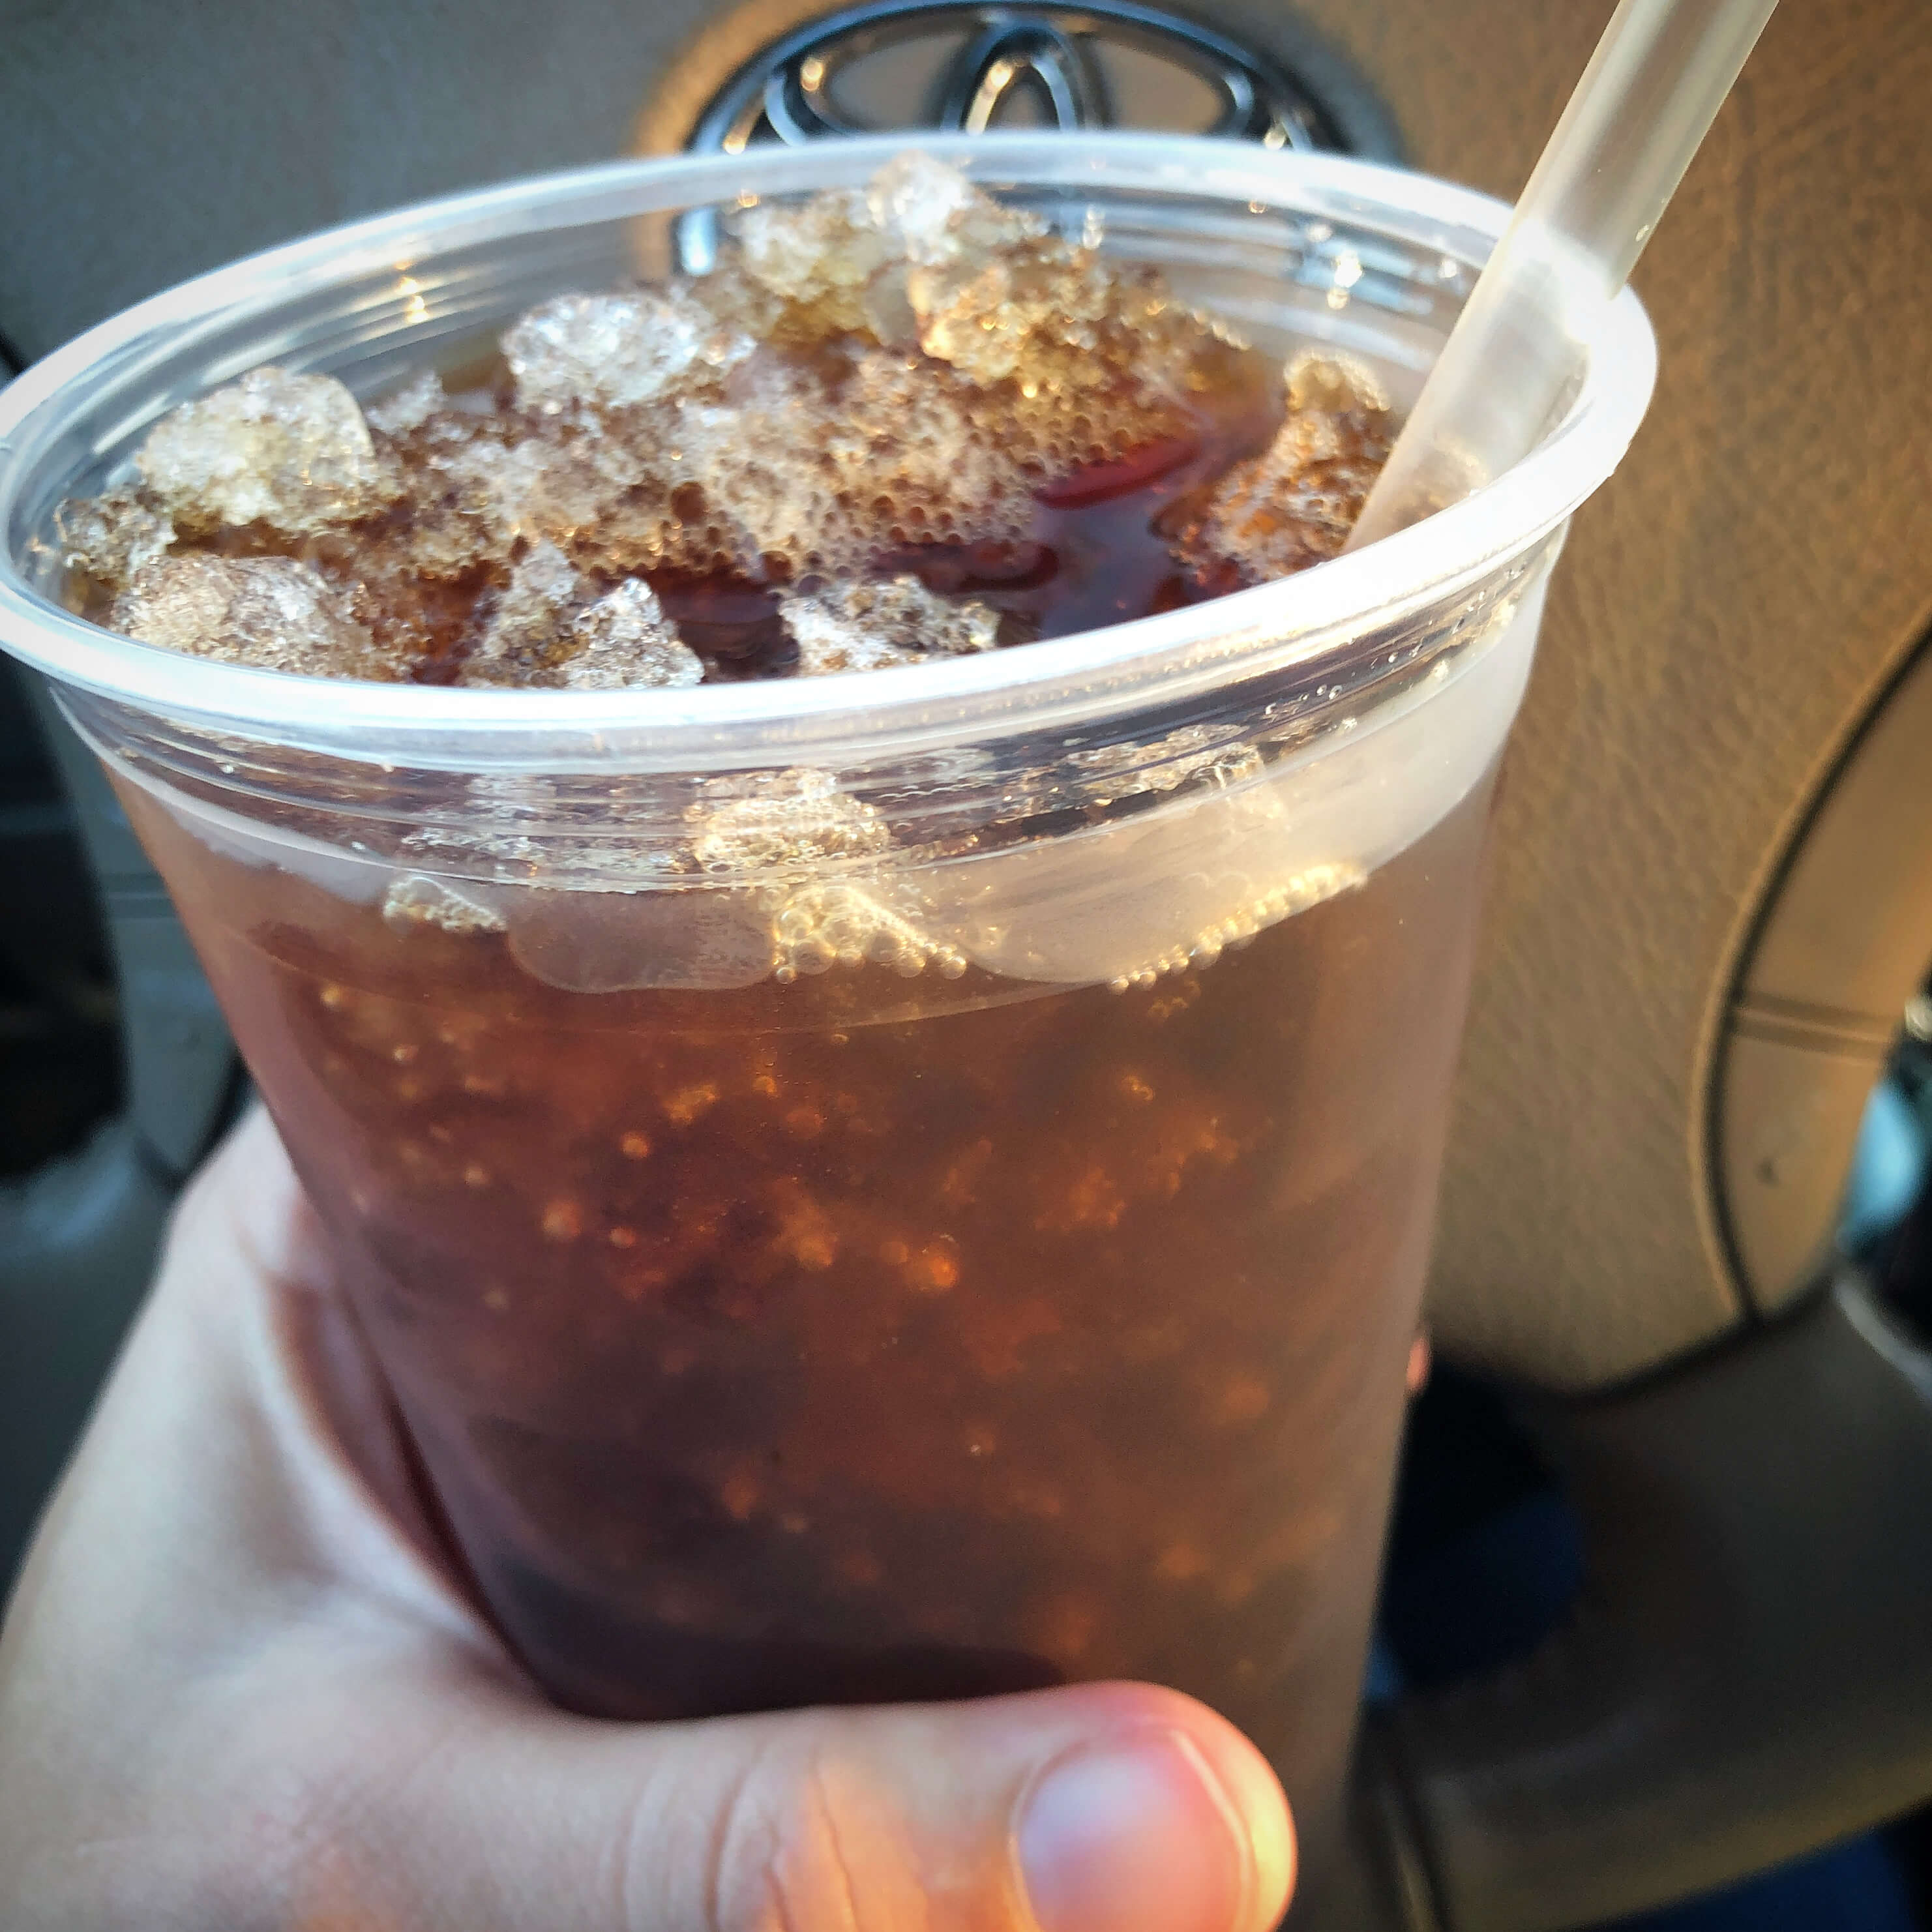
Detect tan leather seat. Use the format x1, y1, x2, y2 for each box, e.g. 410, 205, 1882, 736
1350, 0, 1932, 1389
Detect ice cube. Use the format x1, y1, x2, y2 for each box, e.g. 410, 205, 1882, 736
688, 767, 891, 874
737, 188, 892, 327
736, 156, 1041, 334
684, 767, 965, 980
906, 243, 1095, 387
891, 212, 1256, 475
136, 367, 402, 535
865, 153, 979, 261
366, 370, 447, 438
458, 541, 584, 687
458, 549, 704, 691
382, 872, 507, 935
912, 730, 1399, 989
53, 489, 173, 592
505, 289, 753, 417
558, 579, 704, 691
863, 152, 1042, 267
402, 771, 685, 880
918, 764, 1363, 987
400, 799, 542, 871
1178, 354, 1394, 584
783, 614, 915, 676
110, 552, 397, 679
782, 575, 997, 677
1067, 727, 1261, 806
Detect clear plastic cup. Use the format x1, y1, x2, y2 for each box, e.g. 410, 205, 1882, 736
0, 134, 1654, 1886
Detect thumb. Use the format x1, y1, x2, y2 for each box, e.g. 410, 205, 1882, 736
296, 1671, 1295, 1932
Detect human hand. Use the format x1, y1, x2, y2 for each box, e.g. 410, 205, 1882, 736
0, 1110, 1295, 1932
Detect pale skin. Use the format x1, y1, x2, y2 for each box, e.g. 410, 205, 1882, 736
0, 1110, 1300, 1932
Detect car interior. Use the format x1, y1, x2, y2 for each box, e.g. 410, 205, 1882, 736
3, 0, 1931, 1925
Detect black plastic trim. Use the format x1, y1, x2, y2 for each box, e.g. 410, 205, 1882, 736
22, 678, 235, 1178
1, 679, 237, 1596
1359, 1277, 1932, 1931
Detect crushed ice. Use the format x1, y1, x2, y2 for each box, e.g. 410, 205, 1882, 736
688, 768, 892, 874
110, 553, 393, 679
53, 490, 174, 586
456, 544, 703, 691
504, 289, 754, 416
782, 575, 998, 676
136, 367, 401, 535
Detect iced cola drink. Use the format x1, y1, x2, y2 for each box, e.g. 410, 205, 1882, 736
0, 136, 1656, 1889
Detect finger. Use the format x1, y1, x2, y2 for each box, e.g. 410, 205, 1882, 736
6, 1107, 484, 1667
10, 1109, 1296, 1932
1406, 1330, 1431, 1395
272, 1669, 1295, 1932
0, 1108, 518, 1931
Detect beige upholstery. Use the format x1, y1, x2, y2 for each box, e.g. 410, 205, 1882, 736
1301, 0, 1932, 1388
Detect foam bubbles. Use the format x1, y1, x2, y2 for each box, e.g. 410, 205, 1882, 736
769, 880, 967, 983
430, 429, 633, 562
822, 349, 1032, 550
660, 348, 1032, 576
1178, 353, 1394, 585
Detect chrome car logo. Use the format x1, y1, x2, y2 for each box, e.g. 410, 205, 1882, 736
688, 0, 1346, 153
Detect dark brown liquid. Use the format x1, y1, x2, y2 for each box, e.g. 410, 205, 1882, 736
125, 769, 1497, 1863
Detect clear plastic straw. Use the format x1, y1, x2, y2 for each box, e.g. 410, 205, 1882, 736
1345, 0, 1779, 551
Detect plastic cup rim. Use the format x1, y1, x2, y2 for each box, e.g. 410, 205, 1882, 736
0, 132, 1657, 771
